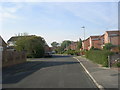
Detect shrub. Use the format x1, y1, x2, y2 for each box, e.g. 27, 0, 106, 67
112, 62, 120, 67
116, 62, 120, 67
103, 43, 114, 50
64, 49, 81, 55
85, 50, 114, 67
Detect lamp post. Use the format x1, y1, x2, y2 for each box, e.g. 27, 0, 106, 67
81, 26, 85, 50
81, 26, 85, 40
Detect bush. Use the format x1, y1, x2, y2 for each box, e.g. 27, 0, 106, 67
64, 49, 81, 56
112, 62, 120, 67
64, 50, 74, 55
85, 50, 114, 67
116, 62, 120, 67
103, 43, 114, 50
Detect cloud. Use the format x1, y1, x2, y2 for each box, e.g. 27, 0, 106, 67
0, 3, 23, 22
59, 2, 117, 28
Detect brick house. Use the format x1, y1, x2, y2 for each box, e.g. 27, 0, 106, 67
0, 36, 7, 51
99, 34, 105, 49
64, 45, 70, 51
89, 36, 101, 49
82, 38, 90, 50
44, 44, 52, 53
104, 31, 120, 45
69, 42, 78, 50
82, 30, 120, 52
64, 41, 79, 51
82, 36, 101, 50
1, 36, 26, 67
103, 30, 120, 52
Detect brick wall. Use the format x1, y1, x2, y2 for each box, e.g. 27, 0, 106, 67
82, 38, 90, 50
70, 42, 78, 50
2, 51, 26, 67
92, 40, 101, 49
110, 35, 120, 46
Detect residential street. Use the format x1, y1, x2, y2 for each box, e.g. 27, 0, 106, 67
2, 55, 97, 88
1, 1, 120, 90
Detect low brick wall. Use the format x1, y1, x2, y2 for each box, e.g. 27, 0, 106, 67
2, 51, 26, 67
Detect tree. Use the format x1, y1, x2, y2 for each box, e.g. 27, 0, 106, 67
55, 46, 63, 54
77, 38, 82, 49
61, 40, 72, 50
53, 40, 72, 54
51, 41, 59, 47
15, 35, 46, 58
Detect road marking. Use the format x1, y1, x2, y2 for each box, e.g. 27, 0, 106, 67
73, 57, 104, 90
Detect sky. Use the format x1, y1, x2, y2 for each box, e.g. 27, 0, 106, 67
0, 0, 119, 46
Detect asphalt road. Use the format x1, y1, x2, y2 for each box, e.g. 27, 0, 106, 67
2, 55, 97, 88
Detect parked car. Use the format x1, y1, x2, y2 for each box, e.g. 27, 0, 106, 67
51, 51, 56, 54
44, 52, 52, 57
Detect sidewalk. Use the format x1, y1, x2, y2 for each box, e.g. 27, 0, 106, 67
75, 56, 119, 89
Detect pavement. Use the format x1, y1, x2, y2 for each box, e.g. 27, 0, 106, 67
2, 55, 97, 88
74, 56, 120, 89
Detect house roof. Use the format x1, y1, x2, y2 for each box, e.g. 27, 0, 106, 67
0, 36, 7, 46
82, 37, 90, 42
106, 30, 120, 36
106, 30, 120, 34
83, 35, 101, 42
7, 35, 36, 42
100, 34, 105, 37
71, 41, 77, 44
90, 35, 101, 38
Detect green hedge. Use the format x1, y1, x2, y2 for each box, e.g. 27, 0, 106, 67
64, 50, 81, 56
85, 50, 113, 67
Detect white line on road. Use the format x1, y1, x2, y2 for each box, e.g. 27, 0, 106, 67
73, 57, 104, 90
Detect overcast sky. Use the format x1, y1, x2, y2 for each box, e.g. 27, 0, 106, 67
0, 0, 119, 46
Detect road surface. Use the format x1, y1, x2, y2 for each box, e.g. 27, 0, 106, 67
3, 55, 97, 88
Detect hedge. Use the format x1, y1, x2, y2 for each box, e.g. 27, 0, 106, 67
64, 50, 81, 56
85, 50, 113, 67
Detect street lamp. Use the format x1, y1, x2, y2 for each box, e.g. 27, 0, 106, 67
81, 26, 85, 40
81, 26, 86, 50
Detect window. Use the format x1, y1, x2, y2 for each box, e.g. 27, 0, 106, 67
92, 38, 100, 40
109, 34, 118, 36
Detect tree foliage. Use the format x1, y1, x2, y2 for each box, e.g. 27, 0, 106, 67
15, 35, 45, 58
51, 41, 59, 47
53, 40, 71, 54
103, 43, 114, 50
61, 40, 71, 50
77, 38, 82, 49
54, 46, 63, 54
